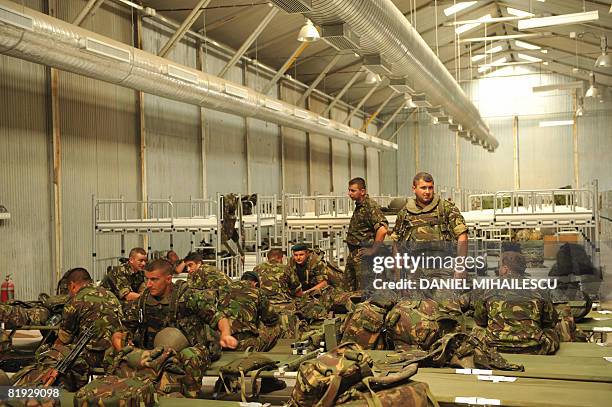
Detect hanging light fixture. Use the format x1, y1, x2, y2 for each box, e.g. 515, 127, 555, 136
585, 72, 600, 99
575, 96, 584, 117
364, 71, 382, 85
297, 19, 320, 42
595, 35, 612, 69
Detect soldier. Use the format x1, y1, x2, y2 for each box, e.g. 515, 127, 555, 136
217, 271, 281, 351
255, 248, 301, 303
101, 247, 148, 303
167, 250, 186, 274
183, 251, 231, 290
472, 251, 560, 355
345, 177, 389, 291
11, 268, 123, 389
114, 259, 237, 397
288, 243, 328, 296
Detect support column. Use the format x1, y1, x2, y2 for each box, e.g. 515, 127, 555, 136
197, 42, 208, 198
47, 0, 62, 283
135, 12, 148, 250
455, 133, 461, 190
572, 91, 580, 188
306, 95, 312, 195
513, 115, 520, 189
415, 119, 420, 174
243, 62, 251, 192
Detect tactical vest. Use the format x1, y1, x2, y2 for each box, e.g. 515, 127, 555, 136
137, 281, 188, 349
396, 196, 454, 243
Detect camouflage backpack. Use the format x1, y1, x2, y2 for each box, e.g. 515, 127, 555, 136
341, 295, 397, 350
216, 354, 279, 401
386, 299, 459, 351
74, 375, 156, 407
289, 342, 437, 407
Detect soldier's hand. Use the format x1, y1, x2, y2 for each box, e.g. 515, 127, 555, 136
125, 292, 141, 301
220, 334, 238, 349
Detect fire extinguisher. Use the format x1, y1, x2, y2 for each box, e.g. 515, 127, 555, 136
1, 275, 14, 303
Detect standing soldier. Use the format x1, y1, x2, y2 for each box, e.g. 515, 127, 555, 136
346, 177, 389, 291
115, 259, 237, 397
183, 252, 231, 290
101, 247, 148, 303
392, 172, 468, 257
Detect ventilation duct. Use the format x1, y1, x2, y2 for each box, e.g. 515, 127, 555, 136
0, 1, 395, 151
363, 54, 392, 75
269, 0, 313, 14
388, 77, 415, 94
303, 0, 498, 150
320, 23, 360, 50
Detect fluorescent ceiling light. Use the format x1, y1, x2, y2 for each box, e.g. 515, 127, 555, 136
518, 53, 542, 62
507, 7, 534, 18
459, 32, 551, 43
471, 45, 503, 61
541, 49, 548, 53
478, 57, 507, 72
515, 40, 540, 50
539, 120, 574, 127
518, 10, 599, 30
472, 54, 486, 62
444, 1, 477, 17
456, 14, 492, 35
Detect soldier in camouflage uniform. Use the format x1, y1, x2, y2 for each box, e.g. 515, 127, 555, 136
346, 177, 389, 291
289, 243, 328, 295
183, 251, 231, 290
472, 251, 560, 355
101, 247, 148, 304
11, 268, 123, 390
0, 303, 50, 328
391, 172, 468, 252
217, 271, 281, 351
114, 259, 238, 397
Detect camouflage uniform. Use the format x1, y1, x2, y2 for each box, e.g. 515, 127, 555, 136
346, 195, 389, 291
472, 287, 560, 355
11, 284, 123, 390
392, 194, 467, 280
255, 261, 305, 338
187, 263, 231, 291
288, 251, 327, 292
101, 263, 145, 302
218, 280, 281, 351
0, 303, 50, 328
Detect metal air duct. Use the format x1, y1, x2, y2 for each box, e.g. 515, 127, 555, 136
303, 0, 498, 150
0, 0, 395, 151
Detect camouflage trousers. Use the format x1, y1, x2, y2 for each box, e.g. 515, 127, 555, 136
234, 325, 282, 352
0, 304, 49, 328
11, 343, 92, 391
109, 344, 210, 398
471, 326, 560, 355
554, 304, 588, 342
345, 248, 365, 291
274, 302, 308, 340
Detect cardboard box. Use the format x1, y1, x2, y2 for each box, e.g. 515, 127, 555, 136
543, 233, 579, 259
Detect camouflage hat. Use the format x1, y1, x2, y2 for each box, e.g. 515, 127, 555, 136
153, 327, 190, 352
291, 243, 309, 252
241, 270, 260, 284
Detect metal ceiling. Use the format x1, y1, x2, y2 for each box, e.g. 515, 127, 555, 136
139, 0, 612, 121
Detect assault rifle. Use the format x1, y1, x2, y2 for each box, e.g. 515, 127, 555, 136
43, 324, 96, 386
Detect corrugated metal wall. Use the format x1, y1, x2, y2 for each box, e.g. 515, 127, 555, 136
330, 108, 350, 194
381, 66, 611, 197
0, 0, 50, 299
309, 97, 332, 195
57, 0, 140, 281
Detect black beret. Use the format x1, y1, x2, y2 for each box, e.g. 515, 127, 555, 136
291, 243, 309, 252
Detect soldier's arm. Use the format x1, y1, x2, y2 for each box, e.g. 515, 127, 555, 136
541, 299, 559, 329
303, 261, 328, 294
56, 300, 78, 345
107, 267, 135, 300
259, 294, 279, 327
472, 299, 488, 327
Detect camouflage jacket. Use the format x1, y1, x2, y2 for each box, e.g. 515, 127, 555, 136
101, 263, 145, 300
346, 195, 389, 248
58, 283, 123, 351
288, 252, 327, 291
218, 280, 279, 337
392, 195, 467, 242
254, 261, 301, 302
473, 286, 559, 349
125, 280, 225, 349
187, 263, 231, 290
